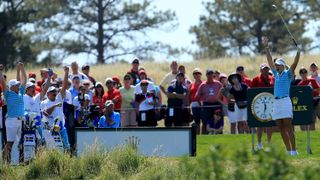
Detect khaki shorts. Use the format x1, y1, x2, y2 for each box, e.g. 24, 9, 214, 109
120, 110, 137, 127
5, 117, 22, 142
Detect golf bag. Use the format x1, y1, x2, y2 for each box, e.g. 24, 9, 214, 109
42, 116, 65, 152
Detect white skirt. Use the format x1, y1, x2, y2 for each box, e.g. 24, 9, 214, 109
272, 97, 293, 120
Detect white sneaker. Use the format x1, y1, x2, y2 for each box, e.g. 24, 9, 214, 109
291, 150, 299, 156
256, 143, 263, 150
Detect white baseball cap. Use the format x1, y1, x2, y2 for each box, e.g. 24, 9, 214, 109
8, 79, 21, 89
260, 63, 270, 70
105, 100, 114, 107
26, 82, 35, 89
275, 58, 286, 67
47, 86, 58, 93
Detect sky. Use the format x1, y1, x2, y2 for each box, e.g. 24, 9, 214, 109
63, 0, 319, 66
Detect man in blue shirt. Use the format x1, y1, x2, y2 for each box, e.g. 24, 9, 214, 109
0, 62, 27, 163
98, 100, 120, 128
263, 37, 300, 156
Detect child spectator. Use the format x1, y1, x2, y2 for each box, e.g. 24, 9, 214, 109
207, 109, 224, 134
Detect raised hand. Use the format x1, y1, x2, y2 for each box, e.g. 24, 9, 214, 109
63, 66, 69, 73
262, 36, 269, 47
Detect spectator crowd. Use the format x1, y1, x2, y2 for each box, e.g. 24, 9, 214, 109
0, 58, 320, 162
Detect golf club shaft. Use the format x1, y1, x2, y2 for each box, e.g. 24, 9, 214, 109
276, 10, 298, 48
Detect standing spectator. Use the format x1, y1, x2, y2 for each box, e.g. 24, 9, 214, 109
189, 68, 203, 134
160, 61, 178, 94
81, 64, 96, 86
36, 68, 49, 94
165, 72, 187, 127
69, 76, 81, 100
213, 70, 221, 81
263, 36, 300, 156
72, 85, 91, 126
177, 65, 192, 87
119, 74, 137, 127
135, 80, 156, 127
40, 67, 71, 150
112, 76, 122, 89
0, 62, 27, 163
252, 63, 275, 149
195, 69, 223, 134
128, 58, 140, 85
69, 61, 88, 82
297, 67, 320, 130
309, 63, 320, 84
92, 82, 105, 115
82, 80, 93, 104
228, 73, 248, 134
98, 100, 121, 128
236, 65, 252, 87
220, 73, 237, 134
207, 109, 224, 134
103, 78, 122, 112
135, 70, 155, 94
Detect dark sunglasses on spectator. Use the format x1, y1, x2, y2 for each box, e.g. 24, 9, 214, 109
106, 81, 113, 84
83, 83, 90, 86
141, 83, 148, 86
300, 71, 307, 74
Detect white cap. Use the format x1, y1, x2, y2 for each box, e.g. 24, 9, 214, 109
105, 100, 114, 107
47, 86, 58, 93
8, 79, 21, 89
105, 77, 113, 84
95, 82, 103, 87
260, 63, 269, 70
26, 82, 35, 89
28, 78, 36, 83
275, 58, 286, 67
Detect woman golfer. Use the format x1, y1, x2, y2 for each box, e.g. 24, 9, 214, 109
263, 36, 300, 156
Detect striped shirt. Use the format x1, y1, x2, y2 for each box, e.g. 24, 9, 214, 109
4, 86, 25, 118
272, 69, 293, 98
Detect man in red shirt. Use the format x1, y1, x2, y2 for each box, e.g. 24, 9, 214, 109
236, 65, 252, 87
103, 78, 122, 112
252, 63, 274, 149
298, 67, 320, 130
195, 69, 223, 134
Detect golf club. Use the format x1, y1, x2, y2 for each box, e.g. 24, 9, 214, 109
272, 4, 299, 48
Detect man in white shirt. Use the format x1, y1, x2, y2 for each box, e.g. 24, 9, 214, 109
68, 61, 88, 82
41, 66, 70, 150
159, 61, 178, 94
135, 70, 155, 94
309, 63, 320, 84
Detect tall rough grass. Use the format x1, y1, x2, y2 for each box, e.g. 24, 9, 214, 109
1, 145, 320, 179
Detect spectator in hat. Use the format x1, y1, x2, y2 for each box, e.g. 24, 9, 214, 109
135, 70, 155, 94
128, 58, 140, 85
81, 64, 96, 86
135, 79, 157, 127
40, 67, 71, 150
98, 100, 120, 128
81, 79, 93, 104
69, 61, 89, 82
236, 65, 252, 87
252, 63, 275, 149
206, 109, 224, 134
165, 71, 187, 127
219, 73, 237, 134
102, 77, 122, 112
309, 63, 320, 84
92, 82, 105, 115
112, 76, 122, 89
73, 85, 91, 126
189, 68, 203, 134
119, 74, 137, 127
298, 67, 320, 131
195, 69, 223, 134
228, 73, 249, 134
0, 62, 27, 163
160, 61, 178, 94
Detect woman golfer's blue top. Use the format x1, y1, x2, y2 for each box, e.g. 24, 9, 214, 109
272, 69, 293, 98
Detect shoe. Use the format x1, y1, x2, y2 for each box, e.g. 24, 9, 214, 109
291, 150, 299, 156
256, 143, 263, 150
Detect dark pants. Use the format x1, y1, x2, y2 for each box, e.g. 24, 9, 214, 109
165, 107, 183, 127
192, 106, 202, 125
137, 109, 156, 127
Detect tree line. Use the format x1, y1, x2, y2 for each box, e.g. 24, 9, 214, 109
1, 0, 320, 67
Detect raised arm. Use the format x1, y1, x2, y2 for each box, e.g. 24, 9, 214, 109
19, 62, 27, 87
40, 76, 51, 101
60, 66, 69, 98
262, 37, 275, 70
16, 63, 21, 81
0, 64, 6, 91
290, 50, 301, 72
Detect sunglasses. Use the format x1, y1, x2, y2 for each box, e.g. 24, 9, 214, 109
83, 83, 90, 86
300, 71, 307, 74
106, 81, 113, 84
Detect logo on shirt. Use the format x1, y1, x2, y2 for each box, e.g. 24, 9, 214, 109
209, 88, 214, 96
